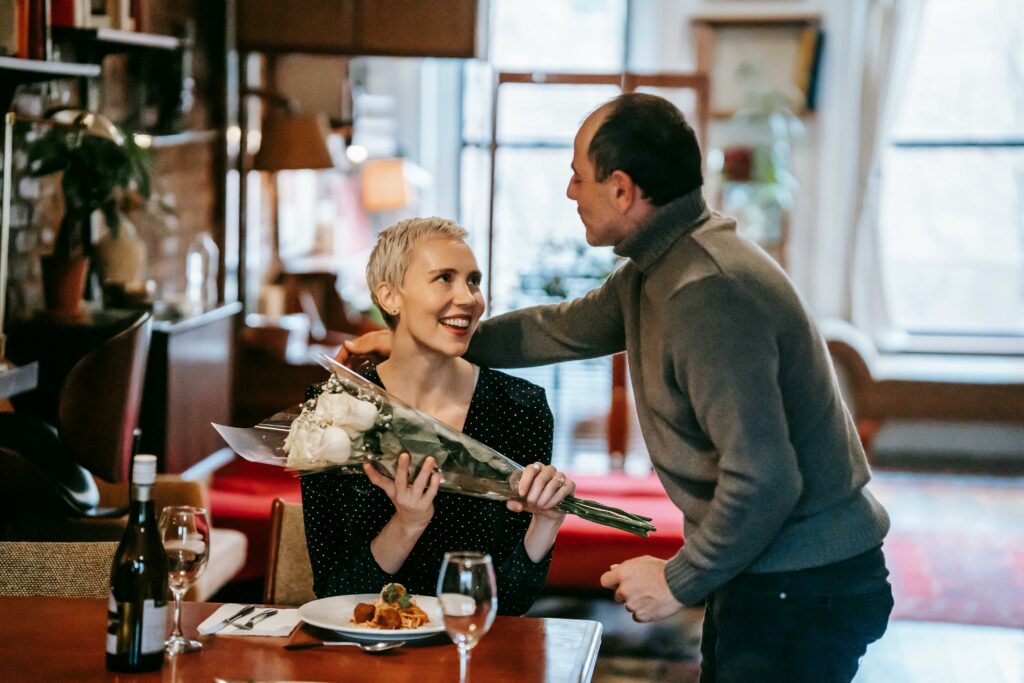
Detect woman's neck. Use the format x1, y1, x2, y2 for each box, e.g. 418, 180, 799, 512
376, 334, 477, 420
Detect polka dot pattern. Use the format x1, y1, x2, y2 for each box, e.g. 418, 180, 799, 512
300, 366, 555, 616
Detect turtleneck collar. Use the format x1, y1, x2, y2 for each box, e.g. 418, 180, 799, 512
613, 189, 708, 272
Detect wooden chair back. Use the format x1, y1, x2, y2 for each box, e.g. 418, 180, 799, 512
263, 498, 315, 606
60, 310, 152, 483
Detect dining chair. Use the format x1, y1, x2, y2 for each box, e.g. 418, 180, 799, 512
263, 498, 316, 606
94, 474, 249, 602
158, 477, 248, 602
0, 310, 152, 541
0, 541, 118, 598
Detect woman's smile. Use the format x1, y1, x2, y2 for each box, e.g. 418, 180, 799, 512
439, 315, 472, 335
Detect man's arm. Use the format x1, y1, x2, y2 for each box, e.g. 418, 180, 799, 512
337, 266, 630, 368
663, 278, 803, 606
464, 265, 629, 368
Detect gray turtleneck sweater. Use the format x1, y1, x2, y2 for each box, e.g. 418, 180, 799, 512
465, 190, 890, 605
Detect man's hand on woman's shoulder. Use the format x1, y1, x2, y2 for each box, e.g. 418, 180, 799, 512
336, 329, 394, 367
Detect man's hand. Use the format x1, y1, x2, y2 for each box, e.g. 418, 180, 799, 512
335, 330, 394, 367
600, 556, 684, 622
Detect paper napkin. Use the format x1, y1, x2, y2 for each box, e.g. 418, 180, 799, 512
198, 604, 302, 637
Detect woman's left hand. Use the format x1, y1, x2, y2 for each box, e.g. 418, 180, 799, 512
507, 462, 575, 520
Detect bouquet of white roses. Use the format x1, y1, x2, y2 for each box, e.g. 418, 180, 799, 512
214, 355, 656, 537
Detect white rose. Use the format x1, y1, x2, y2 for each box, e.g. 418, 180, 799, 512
284, 421, 323, 469
314, 392, 378, 436
317, 426, 352, 464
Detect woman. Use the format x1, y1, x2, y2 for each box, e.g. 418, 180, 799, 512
301, 217, 575, 615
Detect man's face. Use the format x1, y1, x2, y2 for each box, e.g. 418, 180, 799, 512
566, 111, 627, 247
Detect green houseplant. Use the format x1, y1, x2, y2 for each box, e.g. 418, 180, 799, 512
718, 84, 805, 251
26, 110, 150, 313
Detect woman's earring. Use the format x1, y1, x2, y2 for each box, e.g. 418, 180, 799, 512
391, 309, 399, 316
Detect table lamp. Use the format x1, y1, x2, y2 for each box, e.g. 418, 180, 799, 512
245, 91, 334, 298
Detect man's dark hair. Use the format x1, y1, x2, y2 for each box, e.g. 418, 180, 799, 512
588, 93, 703, 206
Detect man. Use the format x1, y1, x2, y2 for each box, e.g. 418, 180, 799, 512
341, 93, 893, 682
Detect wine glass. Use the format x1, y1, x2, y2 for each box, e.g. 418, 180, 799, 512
437, 552, 497, 683
159, 505, 210, 655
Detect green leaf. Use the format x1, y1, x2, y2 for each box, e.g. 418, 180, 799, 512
24, 119, 151, 258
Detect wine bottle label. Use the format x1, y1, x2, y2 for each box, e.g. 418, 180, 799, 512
107, 594, 169, 655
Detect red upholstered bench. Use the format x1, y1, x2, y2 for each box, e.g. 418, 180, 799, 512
210, 463, 683, 591
209, 459, 301, 581
547, 473, 684, 591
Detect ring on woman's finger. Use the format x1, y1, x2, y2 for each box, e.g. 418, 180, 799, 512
556, 475, 566, 487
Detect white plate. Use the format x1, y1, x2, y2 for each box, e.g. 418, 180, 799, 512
298, 594, 445, 641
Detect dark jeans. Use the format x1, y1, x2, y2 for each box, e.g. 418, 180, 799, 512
699, 546, 893, 683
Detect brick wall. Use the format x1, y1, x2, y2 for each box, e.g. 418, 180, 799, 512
2, 2, 225, 323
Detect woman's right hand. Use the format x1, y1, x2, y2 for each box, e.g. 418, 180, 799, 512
364, 453, 440, 534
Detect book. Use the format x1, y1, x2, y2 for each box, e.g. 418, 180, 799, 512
804, 28, 825, 111
0, 0, 19, 56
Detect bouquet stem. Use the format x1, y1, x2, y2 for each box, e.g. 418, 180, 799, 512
557, 496, 657, 537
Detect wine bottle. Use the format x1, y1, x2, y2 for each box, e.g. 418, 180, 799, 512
106, 454, 168, 673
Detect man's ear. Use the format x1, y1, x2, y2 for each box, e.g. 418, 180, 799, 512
609, 170, 638, 214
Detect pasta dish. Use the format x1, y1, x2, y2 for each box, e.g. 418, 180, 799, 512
351, 583, 430, 630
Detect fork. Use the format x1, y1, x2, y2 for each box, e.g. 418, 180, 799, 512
235, 608, 278, 630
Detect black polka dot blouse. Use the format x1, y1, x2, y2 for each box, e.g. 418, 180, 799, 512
300, 365, 555, 616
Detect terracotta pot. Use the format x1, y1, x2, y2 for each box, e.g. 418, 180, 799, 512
40, 254, 90, 316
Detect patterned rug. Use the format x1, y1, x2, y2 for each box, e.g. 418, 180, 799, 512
885, 529, 1024, 630
872, 471, 1024, 630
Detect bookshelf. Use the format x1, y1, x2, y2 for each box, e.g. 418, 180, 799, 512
0, 56, 99, 110
51, 26, 182, 56
691, 15, 822, 272
691, 14, 823, 119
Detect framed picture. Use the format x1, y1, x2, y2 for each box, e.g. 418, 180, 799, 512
82, 0, 112, 29
81, 0, 131, 30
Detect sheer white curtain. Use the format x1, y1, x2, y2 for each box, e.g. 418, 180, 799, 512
811, 0, 923, 335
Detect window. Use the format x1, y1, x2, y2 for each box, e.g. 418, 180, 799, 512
460, 0, 629, 469
879, 0, 1024, 337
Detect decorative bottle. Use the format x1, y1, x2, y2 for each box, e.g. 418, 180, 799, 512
185, 232, 219, 314
106, 454, 168, 673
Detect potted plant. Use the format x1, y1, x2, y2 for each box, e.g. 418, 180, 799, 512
717, 83, 805, 251
26, 109, 150, 314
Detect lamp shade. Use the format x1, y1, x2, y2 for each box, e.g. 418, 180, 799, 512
253, 113, 333, 171
361, 158, 409, 212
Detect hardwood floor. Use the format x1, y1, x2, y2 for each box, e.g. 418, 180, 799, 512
857, 469, 1024, 682
529, 469, 1024, 682
856, 621, 1024, 683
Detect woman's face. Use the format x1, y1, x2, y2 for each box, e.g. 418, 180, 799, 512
388, 237, 484, 358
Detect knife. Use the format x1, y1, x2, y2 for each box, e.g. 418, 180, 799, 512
206, 604, 257, 634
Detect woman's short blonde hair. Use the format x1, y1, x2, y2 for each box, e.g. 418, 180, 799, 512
366, 217, 469, 329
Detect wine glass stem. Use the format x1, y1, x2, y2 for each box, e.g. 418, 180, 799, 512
458, 643, 470, 683
171, 587, 185, 639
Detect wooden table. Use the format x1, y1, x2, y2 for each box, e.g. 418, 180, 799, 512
0, 597, 602, 682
